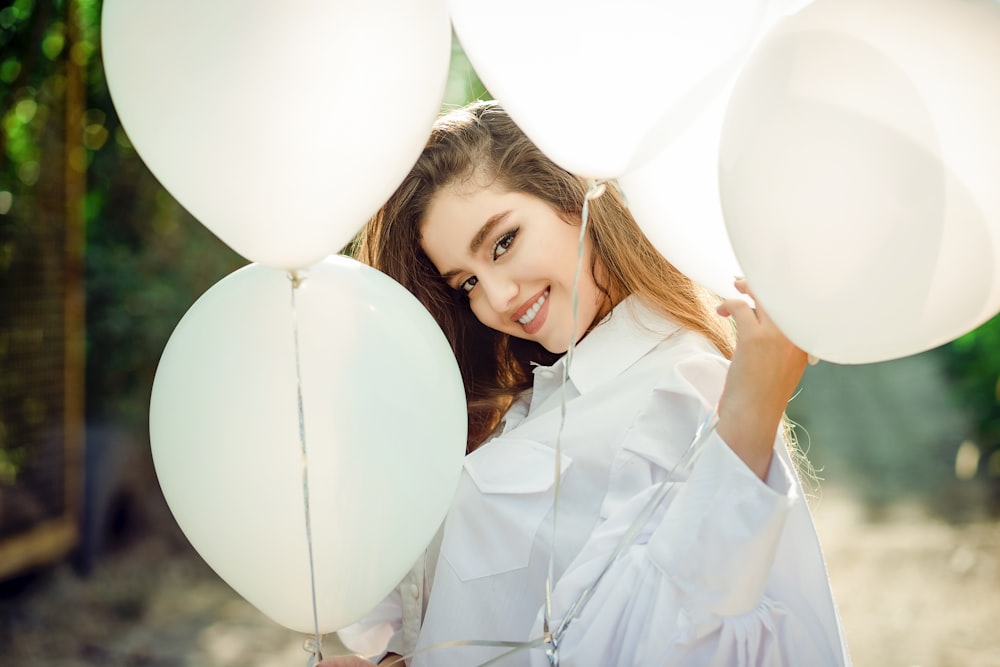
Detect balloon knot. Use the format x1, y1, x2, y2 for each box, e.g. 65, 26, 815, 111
584, 179, 608, 201
303, 636, 323, 667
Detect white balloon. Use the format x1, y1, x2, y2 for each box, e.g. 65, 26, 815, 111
102, 0, 451, 269
449, 0, 790, 178
149, 256, 467, 633
619, 88, 744, 299
720, 0, 1000, 364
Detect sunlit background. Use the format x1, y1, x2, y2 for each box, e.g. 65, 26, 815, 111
2, 1, 999, 665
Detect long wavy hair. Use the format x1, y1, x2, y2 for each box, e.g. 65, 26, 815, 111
354, 101, 735, 452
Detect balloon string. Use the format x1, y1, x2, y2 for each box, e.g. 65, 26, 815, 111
540, 177, 718, 656
290, 270, 324, 666
541, 179, 608, 663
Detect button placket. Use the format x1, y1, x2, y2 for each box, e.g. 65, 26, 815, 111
529, 363, 564, 413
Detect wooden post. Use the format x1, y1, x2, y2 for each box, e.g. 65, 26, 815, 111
64, 0, 86, 545
0, 0, 85, 578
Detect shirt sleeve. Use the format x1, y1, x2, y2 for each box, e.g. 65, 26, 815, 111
336, 586, 402, 660
337, 535, 437, 663
528, 351, 845, 666
648, 430, 796, 618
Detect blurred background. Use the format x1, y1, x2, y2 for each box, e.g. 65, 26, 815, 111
1, 1, 998, 665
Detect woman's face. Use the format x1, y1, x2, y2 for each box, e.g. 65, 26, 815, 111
421, 181, 608, 354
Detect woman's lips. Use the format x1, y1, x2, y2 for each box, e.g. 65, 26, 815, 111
516, 288, 549, 335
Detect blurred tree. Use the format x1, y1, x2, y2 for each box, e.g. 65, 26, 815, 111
938, 312, 1000, 507
1, 0, 90, 564
2, 0, 247, 572
78, 5, 245, 434
3, 1, 494, 446
2, 0, 70, 487
2, 0, 244, 501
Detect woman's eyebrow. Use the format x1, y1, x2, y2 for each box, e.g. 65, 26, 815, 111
469, 210, 511, 253
439, 210, 513, 283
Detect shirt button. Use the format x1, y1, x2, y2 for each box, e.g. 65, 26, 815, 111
538, 369, 555, 380
409, 583, 420, 599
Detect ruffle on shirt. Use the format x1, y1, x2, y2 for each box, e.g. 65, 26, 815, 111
530, 543, 800, 666
528, 436, 845, 667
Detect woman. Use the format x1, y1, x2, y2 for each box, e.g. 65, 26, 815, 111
323, 101, 849, 666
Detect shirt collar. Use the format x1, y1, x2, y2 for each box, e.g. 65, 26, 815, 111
550, 295, 682, 395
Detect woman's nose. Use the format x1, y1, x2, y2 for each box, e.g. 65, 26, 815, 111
481, 275, 518, 315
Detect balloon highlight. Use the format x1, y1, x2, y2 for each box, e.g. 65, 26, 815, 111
719, 0, 1000, 363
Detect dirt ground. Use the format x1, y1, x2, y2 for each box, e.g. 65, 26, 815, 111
1, 481, 999, 667
809, 486, 1000, 667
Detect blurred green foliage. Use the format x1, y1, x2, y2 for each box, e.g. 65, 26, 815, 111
443, 31, 490, 107
2, 0, 75, 487
2, 0, 244, 456
940, 313, 1000, 477
2, 1, 491, 452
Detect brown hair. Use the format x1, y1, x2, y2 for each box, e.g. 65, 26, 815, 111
355, 101, 735, 452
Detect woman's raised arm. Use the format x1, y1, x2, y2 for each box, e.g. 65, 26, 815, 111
715, 278, 808, 479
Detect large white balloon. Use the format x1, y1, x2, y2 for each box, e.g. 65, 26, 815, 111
149, 256, 467, 633
619, 89, 744, 299
719, 0, 1000, 364
102, 0, 450, 270
449, 0, 790, 178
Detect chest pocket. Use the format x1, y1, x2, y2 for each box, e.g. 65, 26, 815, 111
441, 438, 572, 582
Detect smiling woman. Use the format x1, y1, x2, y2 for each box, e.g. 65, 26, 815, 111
357, 103, 737, 450
323, 101, 849, 667
421, 185, 608, 354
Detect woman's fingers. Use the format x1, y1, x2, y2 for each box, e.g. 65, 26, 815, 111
720, 277, 788, 331
717, 296, 758, 328
727, 278, 818, 365
715, 278, 809, 479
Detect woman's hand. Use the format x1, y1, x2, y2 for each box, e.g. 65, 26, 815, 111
317, 654, 404, 666
715, 278, 808, 480
316, 656, 376, 666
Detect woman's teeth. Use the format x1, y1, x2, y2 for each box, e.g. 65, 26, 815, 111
518, 290, 548, 325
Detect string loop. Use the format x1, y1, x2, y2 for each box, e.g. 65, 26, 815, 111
303, 637, 324, 667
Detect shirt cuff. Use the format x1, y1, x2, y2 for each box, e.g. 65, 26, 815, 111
336, 587, 403, 660
647, 431, 796, 617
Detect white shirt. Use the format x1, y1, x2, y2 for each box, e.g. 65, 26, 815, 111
339, 297, 850, 666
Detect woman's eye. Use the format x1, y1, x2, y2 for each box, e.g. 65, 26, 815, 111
460, 275, 478, 293
493, 228, 518, 259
